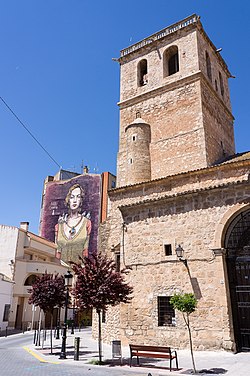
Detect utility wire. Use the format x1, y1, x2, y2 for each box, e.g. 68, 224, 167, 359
0, 96, 61, 169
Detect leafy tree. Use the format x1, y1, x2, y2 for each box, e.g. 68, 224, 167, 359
71, 253, 133, 363
28, 272, 66, 354
170, 293, 198, 374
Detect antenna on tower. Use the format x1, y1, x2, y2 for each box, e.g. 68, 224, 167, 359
81, 160, 89, 174
93, 163, 99, 173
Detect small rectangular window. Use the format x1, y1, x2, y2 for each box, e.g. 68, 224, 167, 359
158, 297, 175, 326
164, 244, 172, 256
3, 304, 10, 322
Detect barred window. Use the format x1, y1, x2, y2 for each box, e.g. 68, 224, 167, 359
158, 297, 175, 326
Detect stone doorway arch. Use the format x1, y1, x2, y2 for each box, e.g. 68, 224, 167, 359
224, 208, 250, 352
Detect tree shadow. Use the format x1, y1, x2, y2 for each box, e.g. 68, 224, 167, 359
198, 369, 227, 374
180, 368, 227, 374
104, 356, 180, 371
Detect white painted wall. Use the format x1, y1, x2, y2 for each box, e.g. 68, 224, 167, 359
0, 275, 13, 331
0, 223, 68, 329
0, 225, 18, 279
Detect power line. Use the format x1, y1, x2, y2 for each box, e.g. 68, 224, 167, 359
0, 96, 61, 169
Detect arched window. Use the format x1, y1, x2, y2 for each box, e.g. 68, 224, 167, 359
138, 59, 148, 87
206, 51, 212, 81
24, 274, 37, 286
163, 46, 179, 77
219, 72, 224, 97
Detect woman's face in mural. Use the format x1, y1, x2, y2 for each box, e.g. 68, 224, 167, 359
69, 187, 82, 211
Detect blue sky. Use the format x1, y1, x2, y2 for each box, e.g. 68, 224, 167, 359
0, 0, 249, 234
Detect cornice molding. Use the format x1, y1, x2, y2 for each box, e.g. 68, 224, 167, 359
118, 179, 250, 212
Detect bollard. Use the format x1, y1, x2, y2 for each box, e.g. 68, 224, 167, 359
56, 325, 60, 339
35, 330, 38, 346
74, 337, 80, 360
5, 327, 8, 337
71, 324, 74, 335
37, 329, 41, 346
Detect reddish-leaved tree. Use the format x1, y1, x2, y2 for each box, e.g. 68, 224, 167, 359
71, 253, 133, 363
28, 272, 66, 354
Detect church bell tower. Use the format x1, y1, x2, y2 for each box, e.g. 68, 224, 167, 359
116, 14, 235, 187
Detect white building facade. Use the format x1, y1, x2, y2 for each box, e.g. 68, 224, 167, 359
0, 222, 67, 330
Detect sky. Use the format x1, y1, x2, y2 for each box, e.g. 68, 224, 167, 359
0, 0, 249, 234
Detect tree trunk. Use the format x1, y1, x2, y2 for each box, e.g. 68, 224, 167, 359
186, 314, 197, 374
97, 309, 102, 363
37, 309, 42, 346
50, 312, 53, 354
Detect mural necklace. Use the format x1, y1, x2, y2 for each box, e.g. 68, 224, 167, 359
66, 215, 82, 237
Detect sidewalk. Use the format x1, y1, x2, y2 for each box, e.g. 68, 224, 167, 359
0, 328, 22, 337
28, 327, 250, 375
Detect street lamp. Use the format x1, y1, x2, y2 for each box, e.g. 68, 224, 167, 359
59, 270, 73, 359
175, 244, 188, 267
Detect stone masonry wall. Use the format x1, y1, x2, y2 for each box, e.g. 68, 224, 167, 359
196, 26, 231, 111
117, 23, 234, 187
125, 121, 151, 185
119, 26, 198, 102
201, 78, 235, 164
118, 77, 207, 185
117, 26, 204, 186
98, 163, 250, 351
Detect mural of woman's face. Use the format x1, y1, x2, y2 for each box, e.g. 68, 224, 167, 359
69, 187, 82, 211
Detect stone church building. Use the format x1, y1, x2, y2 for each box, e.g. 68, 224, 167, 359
98, 14, 250, 352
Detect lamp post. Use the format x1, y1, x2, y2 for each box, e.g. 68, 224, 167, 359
59, 270, 73, 359
175, 244, 188, 267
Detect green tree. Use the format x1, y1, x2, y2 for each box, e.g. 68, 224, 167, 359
71, 253, 133, 363
170, 293, 198, 373
28, 272, 66, 354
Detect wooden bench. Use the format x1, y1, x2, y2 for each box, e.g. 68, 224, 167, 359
129, 344, 178, 371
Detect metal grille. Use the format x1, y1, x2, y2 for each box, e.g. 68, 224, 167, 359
225, 210, 250, 255
225, 209, 250, 351
158, 297, 175, 326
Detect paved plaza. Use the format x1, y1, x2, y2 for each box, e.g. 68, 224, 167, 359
20, 327, 250, 375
